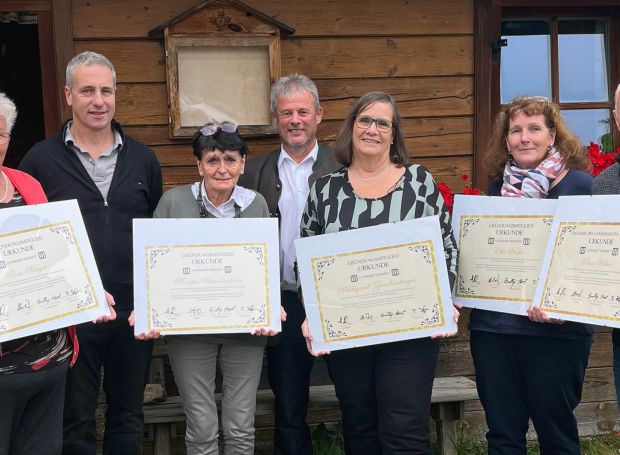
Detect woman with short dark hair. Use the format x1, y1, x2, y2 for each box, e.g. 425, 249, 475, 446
153, 122, 270, 455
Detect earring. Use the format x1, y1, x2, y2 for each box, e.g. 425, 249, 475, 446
546, 144, 553, 153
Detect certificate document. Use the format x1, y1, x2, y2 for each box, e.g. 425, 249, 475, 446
452, 195, 557, 315
133, 218, 281, 335
533, 195, 620, 328
0, 200, 109, 342
295, 217, 456, 352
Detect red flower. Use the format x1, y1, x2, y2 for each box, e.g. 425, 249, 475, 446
437, 182, 454, 214
463, 187, 482, 195
587, 142, 619, 176
461, 174, 470, 182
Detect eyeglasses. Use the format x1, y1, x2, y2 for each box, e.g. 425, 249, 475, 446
354, 115, 393, 133
200, 121, 238, 137
0, 132, 10, 144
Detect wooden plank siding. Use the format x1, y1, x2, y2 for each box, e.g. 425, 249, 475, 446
66, 0, 619, 444
71, 0, 476, 192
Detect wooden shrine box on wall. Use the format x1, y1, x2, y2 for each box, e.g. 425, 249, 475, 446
148, 0, 294, 138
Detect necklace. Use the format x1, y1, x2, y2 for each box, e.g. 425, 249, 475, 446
0, 171, 8, 203
350, 162, 391, 182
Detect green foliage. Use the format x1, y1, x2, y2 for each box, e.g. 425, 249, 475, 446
601, 132, 613, 154
446, 423, 620, 455
311, 422, 345, 455
302, 421, 620, 455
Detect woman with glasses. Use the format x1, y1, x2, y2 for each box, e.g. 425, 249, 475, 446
300, 91, 458, 454
152, 122, 270, 455
470, 96, 593, 454
0, 92, 80, 455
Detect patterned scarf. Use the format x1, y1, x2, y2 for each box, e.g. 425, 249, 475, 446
501, 147, 566, 198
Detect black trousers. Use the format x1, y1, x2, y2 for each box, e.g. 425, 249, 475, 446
0, 361, 68, 455
62, 314, 153, 455
326, 338, 440, 455
470, 330, 591, 455
266, 291, 314, 455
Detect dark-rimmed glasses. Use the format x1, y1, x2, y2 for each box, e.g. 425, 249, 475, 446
354, 115, 393, 133
200, 121, 238, 137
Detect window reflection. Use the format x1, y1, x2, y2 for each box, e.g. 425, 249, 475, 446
559, 19, 609, 103
561, 109, 610, 146
501, 20, 551, 104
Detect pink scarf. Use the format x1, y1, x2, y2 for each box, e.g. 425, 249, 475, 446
501, 148, 566, 198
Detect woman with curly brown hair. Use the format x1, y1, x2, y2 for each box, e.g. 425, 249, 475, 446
470, 95, 593, 455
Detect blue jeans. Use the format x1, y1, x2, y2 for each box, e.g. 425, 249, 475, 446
62, 314, 153, 455
266, 291, 314, 455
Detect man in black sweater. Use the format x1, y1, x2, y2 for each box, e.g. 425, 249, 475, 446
20, 51, 162, 455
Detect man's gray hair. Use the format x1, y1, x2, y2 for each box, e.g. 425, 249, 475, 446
270, 74, 320, 115
0, 92, 17, 133
66, 51, 116, 88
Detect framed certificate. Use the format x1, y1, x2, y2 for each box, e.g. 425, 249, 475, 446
295, 217, 456, 352
533, 195, 620, 327
0, 200, 109, 342
133, 218, 281, 335
451, 195, 557, 315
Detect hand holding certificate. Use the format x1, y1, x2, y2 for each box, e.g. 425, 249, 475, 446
295, 216, 457, 353
0, 200, 110, 342
133, 218, 281, 335
533, 195, 620, 328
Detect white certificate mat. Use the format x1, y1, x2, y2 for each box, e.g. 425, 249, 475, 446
295, 217, 456, 352
533, 195, 620, 327
451, 195, 557, 315
0, 200, 108, 342
133, 218, 281, 335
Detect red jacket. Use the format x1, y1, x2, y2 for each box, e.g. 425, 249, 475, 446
3, 166, 79, 366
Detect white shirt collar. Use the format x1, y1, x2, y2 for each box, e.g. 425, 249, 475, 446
277, 140, 318, 168
190, 181, 256, 213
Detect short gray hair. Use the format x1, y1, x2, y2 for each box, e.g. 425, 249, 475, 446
66, 51, 116, 88
270, 74, 320, 115
0, 92, 17, 133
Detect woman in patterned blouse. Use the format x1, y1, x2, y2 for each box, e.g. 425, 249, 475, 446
299, 91, 458, 454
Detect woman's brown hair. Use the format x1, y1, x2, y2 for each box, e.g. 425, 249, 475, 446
486, 96, 591, 183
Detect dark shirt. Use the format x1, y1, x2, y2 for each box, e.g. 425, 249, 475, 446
470, 169, 595, 339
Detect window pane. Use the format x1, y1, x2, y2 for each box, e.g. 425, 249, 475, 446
558, 19, 609, 103
501, 21, 551, 104
561, 109, 611, 146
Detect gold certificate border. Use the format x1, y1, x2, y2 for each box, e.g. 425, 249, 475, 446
0, 221, 100, 335
145, 243, 271, 332
455, 214, 552, 301
540, 221, 620, 321
311, 241, 444, 343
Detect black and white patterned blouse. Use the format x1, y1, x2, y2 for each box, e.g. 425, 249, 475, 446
300, 164, 457, 286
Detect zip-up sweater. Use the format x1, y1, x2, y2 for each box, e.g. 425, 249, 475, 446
19, 120, 163, 312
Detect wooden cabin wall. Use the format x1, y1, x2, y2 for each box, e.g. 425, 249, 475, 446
68, 0, 617, 440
